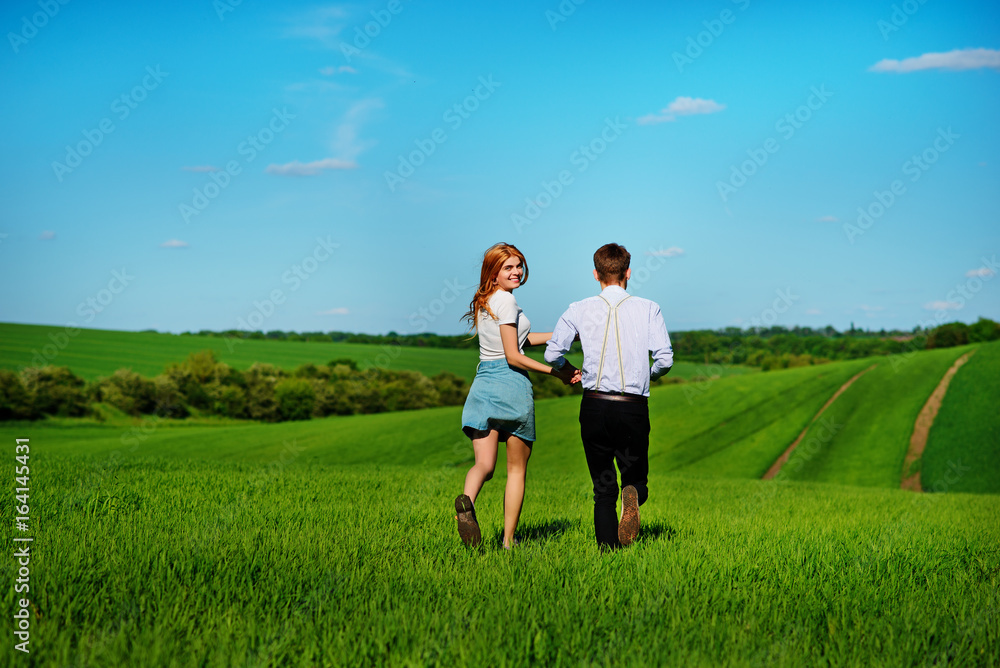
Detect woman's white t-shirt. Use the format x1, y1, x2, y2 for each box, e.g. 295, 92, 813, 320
478, 290, 531, 361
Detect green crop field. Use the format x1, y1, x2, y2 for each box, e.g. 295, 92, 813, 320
922, 341, 1000, 494
0, 322, 754, 383
780, 345, 976, 489
651, 359, 875, 479
1, 340, 997, 665
1, 399, 998, 666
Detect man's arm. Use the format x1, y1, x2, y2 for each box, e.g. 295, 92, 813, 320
648, 304, 673, 381
544, 308, 578, 370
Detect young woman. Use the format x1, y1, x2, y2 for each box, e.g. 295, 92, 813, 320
454, 242, 580, 549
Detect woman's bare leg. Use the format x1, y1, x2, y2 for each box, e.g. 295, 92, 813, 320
463, 430, 499, 503
502, 435, 533, 548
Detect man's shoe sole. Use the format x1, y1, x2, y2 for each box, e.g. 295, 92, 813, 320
618, 485, 640, 546
455, 494, 482, 547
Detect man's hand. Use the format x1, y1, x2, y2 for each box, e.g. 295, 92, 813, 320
552, 363, 581, 386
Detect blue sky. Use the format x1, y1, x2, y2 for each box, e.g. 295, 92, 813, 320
2, 0, 998, 336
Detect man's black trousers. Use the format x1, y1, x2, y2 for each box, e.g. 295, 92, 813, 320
579, 395, 650, 548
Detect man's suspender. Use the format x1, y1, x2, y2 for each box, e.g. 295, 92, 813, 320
595, 295, 632, 392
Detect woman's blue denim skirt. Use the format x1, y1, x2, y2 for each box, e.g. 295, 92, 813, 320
461, 359, 535, 442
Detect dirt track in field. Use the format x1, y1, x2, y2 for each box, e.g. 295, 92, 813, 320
761, 365, 877, 480
900, 349, 976, 492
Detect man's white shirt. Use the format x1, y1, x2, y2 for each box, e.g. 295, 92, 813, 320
544, 285, 673, 397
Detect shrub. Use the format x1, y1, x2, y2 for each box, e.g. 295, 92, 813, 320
0, 370, 37, 420
20, 366, 89, 417
94, 369, 156, 416
212, 385, 247, 419
244, 363, 283, 422
431, 371, 469, 406
275, 378, 316, 421
328, 358, 359, 371
968, 317, 1000, 343
926, 322, 970, 349
314, 382, 356, 417
152, 376, 189, 418
381, 371, 441, 412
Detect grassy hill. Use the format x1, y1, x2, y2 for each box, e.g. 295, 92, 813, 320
2, 408, 997, 665
2, 344, 992, 492
923, 341, 1000, 494
781, 345, 975, 489
0, 322, 755, 383
1, 345, 998, 664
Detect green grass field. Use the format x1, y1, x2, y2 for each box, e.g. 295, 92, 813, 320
780, 345, 976, 489
0, 322, 754, 383
652, 359, 876, 479
922, 341, 1000, 494
1, 410, 997, 665
1, 334, 997, 665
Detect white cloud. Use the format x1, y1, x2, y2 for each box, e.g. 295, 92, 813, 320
181, 165, 219, 172
39, 231, 55, 240
319, 307, 350, 315
282, 6, 349, 46
266, 158, 357, 176
267, 98, 381, 175
859, 305, 885, 313
645, 247, 685, 257
870, 48, 1000, 73
638, 96, 725, 125
816, 215, 838, 222
924, 300, 962, 311
320, 65, 357, 76
160, 239, 189, 248
966, 267, 996, 278
805, 308, 822, 315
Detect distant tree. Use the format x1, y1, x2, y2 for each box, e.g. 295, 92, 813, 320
93, 369, 156, 416
381, 371, 440, 412
212, 385, 247, 419
968, 317, 1000, 343
20, 366, 89, 417
0, 371, 36, 420
152, 375, 189, 418
431, 371, 469, 406
328, 358, 359, 371
244, 363, 283, 421
926, 322, 970, 349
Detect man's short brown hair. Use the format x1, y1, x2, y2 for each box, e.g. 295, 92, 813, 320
593, 243, 631, 284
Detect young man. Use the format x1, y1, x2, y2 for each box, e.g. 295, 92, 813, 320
544, 243, 673, 549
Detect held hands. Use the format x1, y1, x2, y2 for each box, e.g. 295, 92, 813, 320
552, 363, 582, 386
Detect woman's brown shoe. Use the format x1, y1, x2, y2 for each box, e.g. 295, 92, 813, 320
455, 494, 482, 547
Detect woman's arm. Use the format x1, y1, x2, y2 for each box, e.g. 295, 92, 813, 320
500, 324, 576, 382
525, 332, 551, 347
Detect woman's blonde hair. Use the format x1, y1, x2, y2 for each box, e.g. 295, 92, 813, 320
462, 242, 529, 331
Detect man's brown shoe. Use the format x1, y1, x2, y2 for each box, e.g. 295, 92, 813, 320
618, 485, 640, 546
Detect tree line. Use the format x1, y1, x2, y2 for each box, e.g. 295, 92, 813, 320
0, 350, 586, 422
163, 319, 999, 364
3, 319, 994, 422
670, 318, 999, 370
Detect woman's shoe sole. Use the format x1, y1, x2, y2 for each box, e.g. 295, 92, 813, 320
618, 485, 640, 546
455, 494, 482, 547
